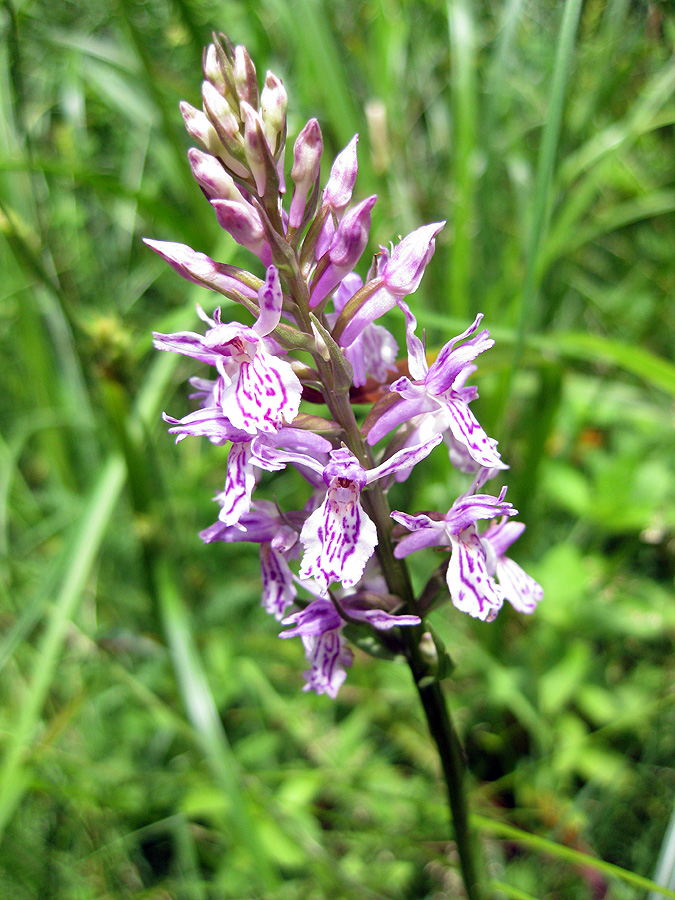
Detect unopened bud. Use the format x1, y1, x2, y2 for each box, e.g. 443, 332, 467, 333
202, 81, 240, 142
188, 148, 245, 201
328, 195, 376, 268
289, 118, 323, 228
310, 195, 377, 307
204, 44, 227, 94
241, 101, 267, 196
383, 221, 445, 295
234, 45, 259, 108
180, 101, 223, 156
324, 134, 359, 214
211, 199, 271, 265
260, 71, 288, 153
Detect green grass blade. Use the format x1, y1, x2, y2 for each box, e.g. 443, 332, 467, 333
474, 815, 675, 899
447, 0, 477, 320
155, 558, 280, 889
559, 57, 675, 187
542, 190, 675, 272
0, 453, 126, 840
548, 331, 675, 397
510, 0, 583, 364
490, 881, 541, 900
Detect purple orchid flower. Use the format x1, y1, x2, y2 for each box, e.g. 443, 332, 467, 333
337, 221, 444, 346
392, 485, 518, 622
328, 273, 398, 388
153, 266, 302, 436
366, 302, 506, 471
280, 591, 421, 697
280, 599, 354, 697
263, 437, 441, 593
200, 500, 304, 620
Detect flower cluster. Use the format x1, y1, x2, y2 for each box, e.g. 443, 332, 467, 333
150, 34, 542, 697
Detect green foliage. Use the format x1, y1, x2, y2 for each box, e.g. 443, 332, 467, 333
1, 0, 675, 897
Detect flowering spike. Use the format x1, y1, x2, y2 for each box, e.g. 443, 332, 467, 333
150, 35, 541, 699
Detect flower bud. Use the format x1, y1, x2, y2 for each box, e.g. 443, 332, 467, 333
260, 71, 288, 154
188, 148, 246, 201
143, 239, 259, 301
383, 221, 444, 295
180, 102, 223, 155
289, 118, 323, 228
202, 81, 240, 142
324, 134, 359, 213
240, 101, 268, 196
180, 102, 249, 179
335, 222, 446, 347
234, 45, 259, 108
309, 195, 377, 307
204, 43, 228, 95
211, 199, 271, 265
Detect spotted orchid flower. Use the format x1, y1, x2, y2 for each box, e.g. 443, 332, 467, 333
263, 437, 441, 594
201, 501, 305, 620
280, 599, 354, 697
153, 266, 302, 435
392, 486, 517, 622
366, 302, 505, 471
280, 592, 421, 697
336, 221, 445, 346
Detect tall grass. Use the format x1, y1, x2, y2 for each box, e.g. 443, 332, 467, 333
1, 0, 675, 897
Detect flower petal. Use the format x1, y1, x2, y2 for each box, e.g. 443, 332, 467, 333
260, 543, 297, 619
366, 434, 442, 483
446, 533, 503, 622
495, 556, 543, 614
215, 442, 257, 527
443, 398, 506, 470
299, 494, 378, 592
222, 346, 302, 433
397, 300, 427, 381
254, 265, 283, 336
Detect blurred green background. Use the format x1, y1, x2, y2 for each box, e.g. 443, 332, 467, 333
1, 0, 675, 897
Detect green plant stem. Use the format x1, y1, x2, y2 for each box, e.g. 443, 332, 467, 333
404, 631, 483, 900
422, 690, 481, 899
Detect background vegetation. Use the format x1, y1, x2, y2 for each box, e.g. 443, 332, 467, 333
1, 0, 675, 897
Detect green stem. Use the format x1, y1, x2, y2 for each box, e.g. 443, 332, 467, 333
413, 669, 483, 900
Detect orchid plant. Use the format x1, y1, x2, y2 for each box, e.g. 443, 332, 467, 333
149, 34, 542, 899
